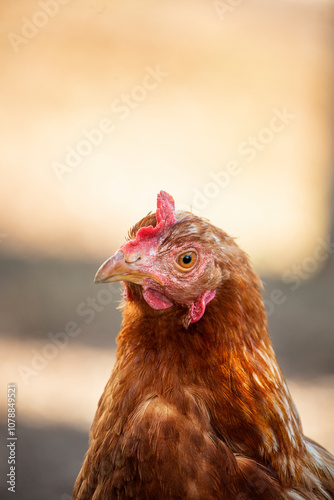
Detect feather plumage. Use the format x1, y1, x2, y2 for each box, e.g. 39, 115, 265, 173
74, 191, 334, 499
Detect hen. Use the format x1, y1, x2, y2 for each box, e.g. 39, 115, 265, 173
73, 191, 334, 499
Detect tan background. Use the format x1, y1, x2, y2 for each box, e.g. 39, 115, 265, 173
1, 0, 333, 271
0, 1, 333, 499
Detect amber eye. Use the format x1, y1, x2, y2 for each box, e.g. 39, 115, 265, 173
176, 250, 197, 270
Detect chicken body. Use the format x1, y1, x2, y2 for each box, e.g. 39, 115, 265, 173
74, 191, 334, 499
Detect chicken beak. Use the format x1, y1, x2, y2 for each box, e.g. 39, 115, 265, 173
94, 251, 163, 286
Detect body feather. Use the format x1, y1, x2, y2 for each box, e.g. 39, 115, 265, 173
74, 192, 334, 499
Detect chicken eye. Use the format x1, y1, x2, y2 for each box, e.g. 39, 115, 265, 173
176, 250, 197, 270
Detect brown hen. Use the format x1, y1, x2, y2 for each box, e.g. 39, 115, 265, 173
73, 191, 334, 499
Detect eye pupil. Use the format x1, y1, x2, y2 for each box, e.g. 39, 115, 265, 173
182, 254, 192, 264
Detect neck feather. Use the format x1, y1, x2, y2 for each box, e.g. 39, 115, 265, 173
114, 289, 306, 484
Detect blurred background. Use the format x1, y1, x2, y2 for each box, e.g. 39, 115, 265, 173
0, 0, 333, 498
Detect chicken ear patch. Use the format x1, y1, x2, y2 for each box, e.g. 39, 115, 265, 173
190, 289, 216, 324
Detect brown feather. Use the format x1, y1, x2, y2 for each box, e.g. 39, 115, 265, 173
74, 202, 334, 500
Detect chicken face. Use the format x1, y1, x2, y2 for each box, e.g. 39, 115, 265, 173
95, 191, 222, 324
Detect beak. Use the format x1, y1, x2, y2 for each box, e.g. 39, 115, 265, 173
94, 251, 163, 286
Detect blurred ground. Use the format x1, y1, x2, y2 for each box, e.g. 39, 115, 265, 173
0, 248, 334, 499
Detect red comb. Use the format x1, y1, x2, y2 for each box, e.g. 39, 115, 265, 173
121, 191, 176, 251
156, 190, 176, 226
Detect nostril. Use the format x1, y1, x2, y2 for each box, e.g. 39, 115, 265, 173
125, 252, 142, 263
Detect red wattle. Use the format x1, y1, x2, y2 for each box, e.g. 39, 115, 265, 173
142, 288, 173, 310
